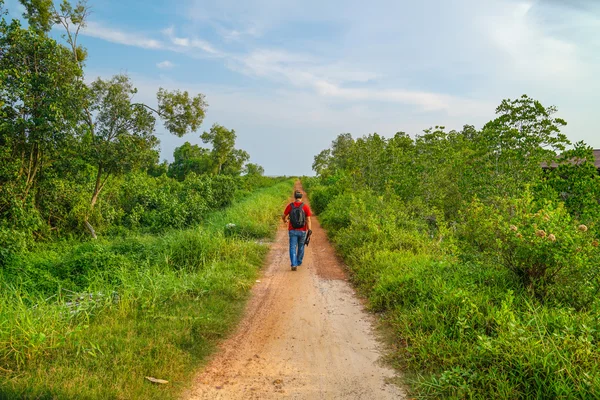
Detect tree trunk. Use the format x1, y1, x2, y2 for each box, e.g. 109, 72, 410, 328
22, 145, 40, 204
90, 165, 103, 210
86, 166, 108, 239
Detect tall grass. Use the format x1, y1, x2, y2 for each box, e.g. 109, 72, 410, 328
0, 179, 294, 399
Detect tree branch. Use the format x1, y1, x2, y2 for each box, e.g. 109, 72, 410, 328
131, 103, 165, 118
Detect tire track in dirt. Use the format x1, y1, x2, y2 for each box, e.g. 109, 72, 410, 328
183, 184, 406, 399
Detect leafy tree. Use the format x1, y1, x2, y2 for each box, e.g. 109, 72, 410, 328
0, 19, 84, 213
312, 149, 331, 177
168, 142, 212, 181
201, 124, 237, 175
156, 89, 207, 137
53, 0, 90, 63
18, 0, 54, 33
476, 94, 570, 197
147, 160, 169, 177
0, 0, 271, 243
311, 96, 574, 225
244, 163, 265, 177
414, 127, 477, 219
9, 0, 209, 238
85, 75, 158, 210
85, 75, 207, 208
384, 131, 418, 200
330, 133, 356, 173
352, 133, 388, 191
19, 0, 90, 64
414, 127, 453, 209
48, 2, 208, 224
222, 148, 250, 176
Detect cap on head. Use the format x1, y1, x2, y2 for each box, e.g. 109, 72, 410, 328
294, 191, 303, 199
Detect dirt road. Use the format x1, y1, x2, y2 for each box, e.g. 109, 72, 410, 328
184, 187, 406, 399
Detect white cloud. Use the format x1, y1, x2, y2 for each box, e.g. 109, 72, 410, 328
482, 2, 586, 84
227, 49, 491, 115
83, 21, 164, 49
157, 60, 175, 69
312, 80, 492, 116
82, 23, 223, 57
162, 27, 223, 56
220, 26, 262, 42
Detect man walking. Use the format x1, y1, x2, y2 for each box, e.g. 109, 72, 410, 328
282, 190, 312, 271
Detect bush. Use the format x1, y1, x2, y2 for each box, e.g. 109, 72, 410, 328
303, 184, 332, 215
459, 193, 600, 308
303, 174, 351, 215
0, 227, 31, 267
1, 168, 254, 241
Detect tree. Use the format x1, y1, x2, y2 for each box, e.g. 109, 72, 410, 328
15, 0, 209, 237
18, 0, 54, 33
384, 132, 418, 200
352, 133, 387, 191
477, 95, 570, 197
312, 149, 331, 177
330, 133, 355, 173
18, 0, 89, 64
157, 89, 207, 137
201, 124, 237, 175
85, 75, 157, 211
53, 0, 90, 63
413, 127, 474, 218
222, 148, 250, 176
168, 142, 212, 181
244, 163, 265, 176
0, 19, 84, 212
85, 75, 208, 209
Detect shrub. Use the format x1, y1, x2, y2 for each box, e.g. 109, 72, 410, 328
0, 227, 31, 267
459, 193, 600, 308
499, 198, 600, 308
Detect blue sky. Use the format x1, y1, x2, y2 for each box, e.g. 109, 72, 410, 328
4, 0, 600, 175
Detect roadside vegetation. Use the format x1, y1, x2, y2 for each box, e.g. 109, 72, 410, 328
1, 179, 293, 399
0, 1, 293, 398
305, 96, 600, 398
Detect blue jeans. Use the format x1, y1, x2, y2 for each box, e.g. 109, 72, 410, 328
288, 230, 307, 267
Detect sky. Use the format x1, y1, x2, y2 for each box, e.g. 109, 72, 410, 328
4, 0, 600, 176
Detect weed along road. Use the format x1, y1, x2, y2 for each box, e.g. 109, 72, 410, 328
184, 186, 406, 399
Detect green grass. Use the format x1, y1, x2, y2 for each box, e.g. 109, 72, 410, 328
0, 179, 294, 399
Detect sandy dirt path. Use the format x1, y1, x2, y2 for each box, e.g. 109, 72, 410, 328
184, 186, 406, 399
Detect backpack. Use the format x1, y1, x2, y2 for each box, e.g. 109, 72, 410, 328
289, 202, 306, 229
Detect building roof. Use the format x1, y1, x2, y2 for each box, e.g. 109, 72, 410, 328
542, 149, 600, 170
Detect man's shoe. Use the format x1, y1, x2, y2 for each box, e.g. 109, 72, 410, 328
291, 266, 297, 271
